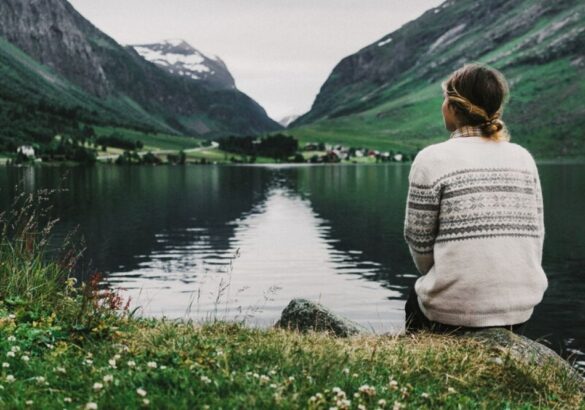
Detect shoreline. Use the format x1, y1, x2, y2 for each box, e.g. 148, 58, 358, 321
3, 155, 585, 168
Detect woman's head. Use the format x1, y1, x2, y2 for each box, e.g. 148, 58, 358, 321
441, 63, 510, 141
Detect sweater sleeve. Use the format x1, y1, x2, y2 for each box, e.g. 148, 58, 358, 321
403, 152, 441, 275
533, 164, 545, 265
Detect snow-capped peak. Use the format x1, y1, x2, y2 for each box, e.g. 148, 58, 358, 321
130, 39, 235, 89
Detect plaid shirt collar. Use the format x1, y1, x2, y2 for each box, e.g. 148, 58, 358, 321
450, 126, 484, 139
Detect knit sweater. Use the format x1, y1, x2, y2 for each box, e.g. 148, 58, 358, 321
403, 126, 548, 327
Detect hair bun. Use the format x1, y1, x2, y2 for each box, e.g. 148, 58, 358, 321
481, 118, 504, 136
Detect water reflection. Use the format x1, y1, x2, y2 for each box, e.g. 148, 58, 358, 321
107, 184, 403, 333
0, 164, 582, 373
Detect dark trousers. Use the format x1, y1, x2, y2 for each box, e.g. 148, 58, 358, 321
404, 285, 527, 335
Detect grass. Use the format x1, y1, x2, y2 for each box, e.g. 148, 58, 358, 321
0, 186, 582, 409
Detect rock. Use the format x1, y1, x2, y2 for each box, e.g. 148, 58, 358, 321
275, 298, 584, 391
274, 298, 369, 337
462, 327, 584, 391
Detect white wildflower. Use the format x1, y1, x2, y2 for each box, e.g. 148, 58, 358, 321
103, 374, 114, 383
6, 351, 15, 358
7, 336, 16, 343
64, 398, 72, 403
136, 387, 147, 397
11, 346, 20, 353
127, 360, 136, 368
358, 384, 376, 396
35, 376, 46, 385
337, 399, 351, 409
85, 403, 98, 410
93, 382, 103, 391
147, 361, 157, 369
21, 355, 30, 362
259, 374, 270, 384
200, 375, 212, 384
2, 363, 9, 368
108, 359, 117, 368
5, 375, 15, 383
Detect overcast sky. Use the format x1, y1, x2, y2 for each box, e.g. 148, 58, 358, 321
69, 0, 443, 121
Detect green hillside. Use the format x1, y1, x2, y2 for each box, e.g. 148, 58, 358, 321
0, 37, 170, 149
0, 0, 281, 155
288, 0, 585, 158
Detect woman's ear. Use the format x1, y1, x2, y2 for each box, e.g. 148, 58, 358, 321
442, 97, 458, 132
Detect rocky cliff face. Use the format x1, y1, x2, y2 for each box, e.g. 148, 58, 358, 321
131, 40, 236, 90
293, 0, 585, 126
0, 0, 281, 136
0, 0, 110, 96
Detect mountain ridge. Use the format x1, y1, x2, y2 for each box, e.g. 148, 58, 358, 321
289, 0, 585, 157
130, 39, 237, 90
0, 0, 281, 144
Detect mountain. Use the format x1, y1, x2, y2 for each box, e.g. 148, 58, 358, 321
131, 39, 236, 90
0, 0, 281, 147
278, 114, 301, 128
289, 0, 585, 158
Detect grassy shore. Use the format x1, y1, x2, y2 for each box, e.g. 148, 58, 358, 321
0, 191, 582, 409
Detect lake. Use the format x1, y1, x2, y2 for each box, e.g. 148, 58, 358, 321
1, 163, 583, 373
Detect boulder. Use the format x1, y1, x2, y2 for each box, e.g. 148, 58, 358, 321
274, 298, 368, 337
462, 328, 584, 390
275, 298, 584, 390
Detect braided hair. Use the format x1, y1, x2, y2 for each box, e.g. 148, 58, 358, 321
442, 63, 510, 141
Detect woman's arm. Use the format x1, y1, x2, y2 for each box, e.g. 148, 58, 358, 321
403, 152, 441, 275
533, 163, 545, 265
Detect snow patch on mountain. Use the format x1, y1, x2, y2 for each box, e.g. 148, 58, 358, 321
377, 37, 393, 47
131, 39, 235, 89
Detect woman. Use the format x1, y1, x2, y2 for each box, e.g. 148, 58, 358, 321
403, 63, 548, 335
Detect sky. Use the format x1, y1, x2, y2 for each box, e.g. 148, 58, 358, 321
68, 0, 443, 121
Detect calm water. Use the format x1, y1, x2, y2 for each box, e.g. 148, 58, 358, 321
1, 164, 583, 372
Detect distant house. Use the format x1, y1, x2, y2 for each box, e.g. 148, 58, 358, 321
17, 145, 35, 158
393, 153, 403, 162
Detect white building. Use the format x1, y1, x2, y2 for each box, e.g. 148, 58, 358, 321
17, 145, 35, 158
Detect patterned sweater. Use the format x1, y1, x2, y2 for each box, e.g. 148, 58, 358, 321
403, 126, 548, 327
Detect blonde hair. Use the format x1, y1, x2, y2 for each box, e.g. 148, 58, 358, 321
442, 63, 511, 141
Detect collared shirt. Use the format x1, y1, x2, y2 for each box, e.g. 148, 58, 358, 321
449, 126, 484, 139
